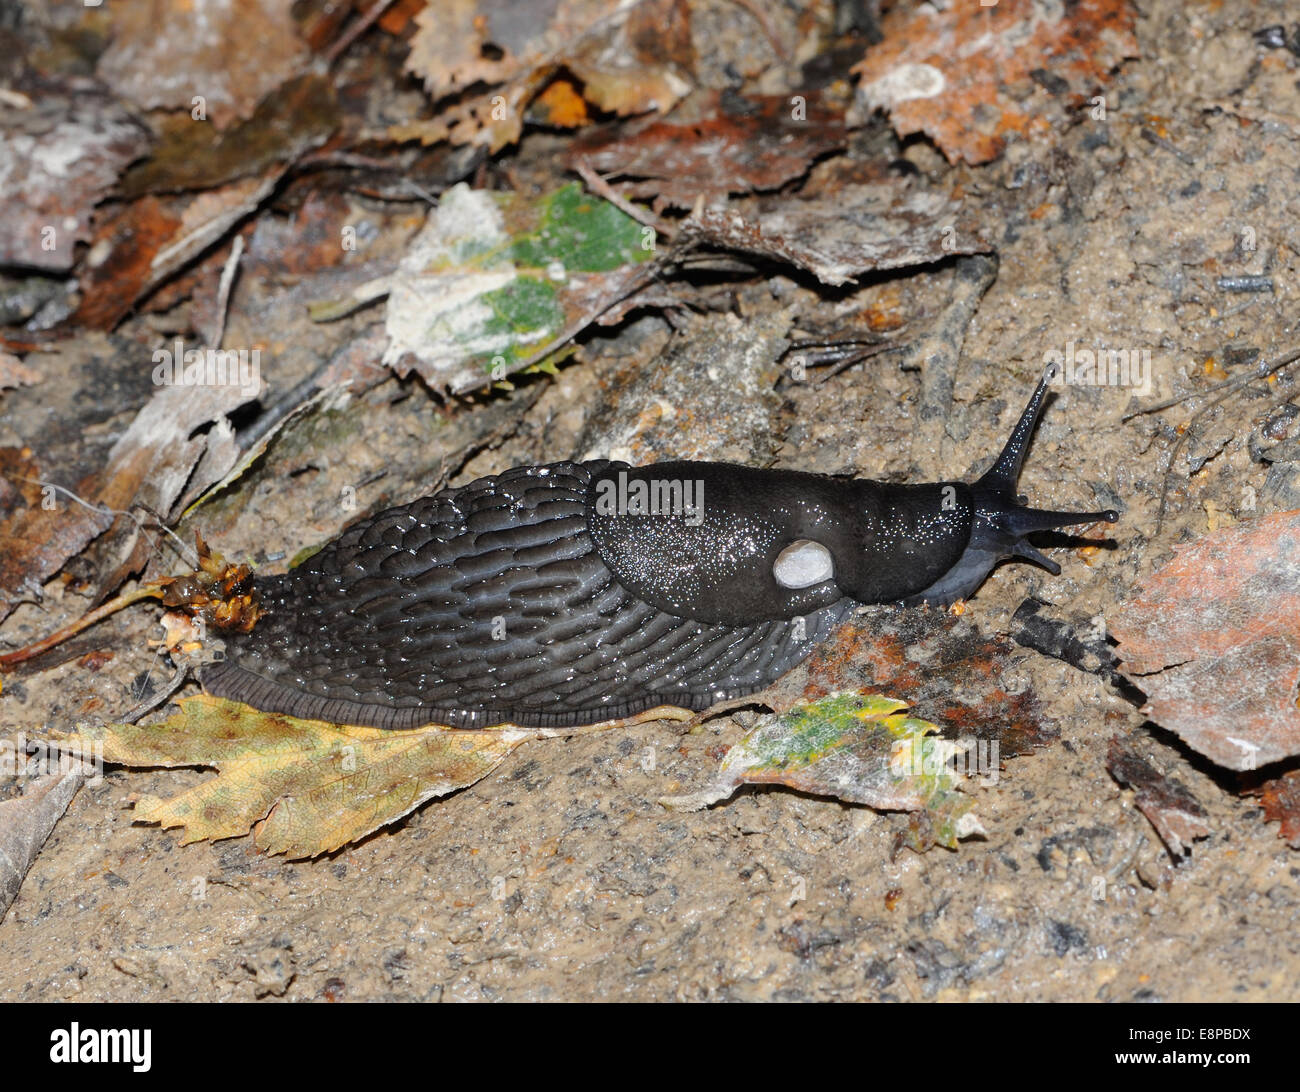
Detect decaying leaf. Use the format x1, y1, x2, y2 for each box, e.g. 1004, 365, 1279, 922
115, 73, 339, 198
564, 0, 695, 117
852, 0, 1138, 164
96, 0, 311, 129
75, 171, 289, 332
0, 340, 263, 620
73, 197, 185, 330
397, 0, 694, 151
663, 692, 984, 851
144, 173, 288, 302
0, 88, 151, 271
75, 73, 337, 330
333, 182, 655, 391
1251, 770, 1300, 849
0, 334, 203, 623
1107, 735, 1211, 857
404, 0, 555, 99
0, 481, 114, 626
1112, 510, 1300, 771
57, 696, 529, 858
86, 370, 264, 599
0, 767, 87, 917
569, 92, 843, 210
764, 609, 1055, 757
681, 182, 988, 286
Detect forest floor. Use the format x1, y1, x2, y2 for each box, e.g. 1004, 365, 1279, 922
2, 0, 1299, 1000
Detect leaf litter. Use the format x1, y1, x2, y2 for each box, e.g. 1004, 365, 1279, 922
1111, 510, 1300, 772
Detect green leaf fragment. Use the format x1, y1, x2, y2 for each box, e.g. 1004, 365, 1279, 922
508, 183, 653, 273
377, 183, 653, 390
476, 276, 565, 369
664, 691, 984, 850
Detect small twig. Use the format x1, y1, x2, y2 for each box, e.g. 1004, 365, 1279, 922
208, 235, 244, 351
129, 503, 204, 571
295, 150, 405, 174
1123, 346, 1300, 420
401, 178, 442, 206
781, 338, 907, 383
574, 159, 674, 239
118, 660, 192, 724
324, 0, 400, 68
0, 586, 163, 670
816, 342, 909, 384
1150, 345, 1300, 530
1140, 126, 1195, 166
1218, 294, 1265, 321
20, 481, 199, 570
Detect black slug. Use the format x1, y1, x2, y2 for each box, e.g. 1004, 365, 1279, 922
201, 364, 1117, 730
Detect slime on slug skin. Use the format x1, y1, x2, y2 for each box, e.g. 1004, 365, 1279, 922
202, 363, 1117, 730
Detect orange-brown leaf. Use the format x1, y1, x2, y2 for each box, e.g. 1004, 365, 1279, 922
853, 0, 1138, 164
1112, 510, 1300, 770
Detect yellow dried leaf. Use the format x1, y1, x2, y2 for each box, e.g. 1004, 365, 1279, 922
57, 695, 527, 858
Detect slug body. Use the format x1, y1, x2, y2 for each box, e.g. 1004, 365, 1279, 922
202, 366, 1117, 729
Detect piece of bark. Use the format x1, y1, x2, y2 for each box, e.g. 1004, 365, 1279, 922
1107, 735, 1211, 857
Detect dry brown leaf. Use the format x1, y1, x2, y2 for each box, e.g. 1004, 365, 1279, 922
87, 371, 263, 600
565, 0, 695, 116
97, 0, 310, 129
569, 92, 845, 210
1107, 735, 1211, 857
681, 182, 988, 286
1252, 770, 1300, 849
0, 350, 265, 621
76, 167, 291, 332
146, 172, 286, 295
1112, 510, 1300, 771
0, 480, 114, 624
115, 73, 339, 199
73, 197, 184, 330
0, 88, 150, 271
0, 767, 86, 917
852, 0, 1138, 164
399, 0, 693, 151
404, 0, 530, 98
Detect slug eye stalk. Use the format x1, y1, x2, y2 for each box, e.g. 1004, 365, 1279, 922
975, 361, 1119, 567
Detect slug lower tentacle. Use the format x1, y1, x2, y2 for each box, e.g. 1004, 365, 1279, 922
201, 364, 1116, 729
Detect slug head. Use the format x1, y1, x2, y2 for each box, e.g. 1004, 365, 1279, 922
906, 362, 1118, 605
